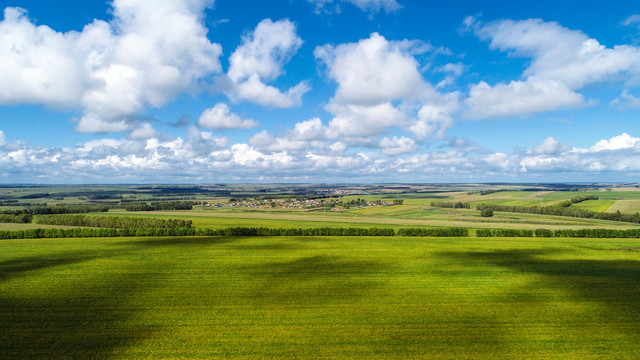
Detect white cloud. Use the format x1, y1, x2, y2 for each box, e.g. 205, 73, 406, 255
315, 32, 435, 104
307, 0, 401, 14
0, 1, 223, 132
380, 136, 417, 155
465, 17, 640, 119
610, 89, 640, 108
532, 137, 570, 155
0, 8, 87, 107
436, 62, 465, 89
465, 78, 584, 118
325, 102, 406, 140
3, 130, 640, 182
198, 103, 259, 130
622, 14, 640, 29
128, 123, 158, 140
410, 94, 459, 141
226, 19, 309, 107
589, 133, 640, 152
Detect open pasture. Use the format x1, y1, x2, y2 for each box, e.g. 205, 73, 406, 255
2, 235, 640, 359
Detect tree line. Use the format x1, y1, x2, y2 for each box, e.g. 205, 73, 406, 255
1, 204, 110, 215
430, 201, 471, 209
0, 226, 469, 239
122, 201, 197, 211
476, 227, 640, 238
476, 202, 640, 224
32, 214, 192, 229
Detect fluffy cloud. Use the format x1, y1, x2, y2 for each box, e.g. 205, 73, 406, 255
315, 32, 459, 144
315, 32, 435, 104
1, 130, 640, 182
380, 136, 417, 155
226, 19, 309, 107
0, 8, 87, 107
531, 137, 570, 155
465, 17, 640, 118
465, 78, 583, 119
198, 103, 259, 130
0, 1, 223, 132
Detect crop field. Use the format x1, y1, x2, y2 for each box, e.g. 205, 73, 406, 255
2, 235, 640, 359
107, 206, 640, 231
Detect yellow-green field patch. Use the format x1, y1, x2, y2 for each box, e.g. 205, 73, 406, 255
607, 200, 640, 214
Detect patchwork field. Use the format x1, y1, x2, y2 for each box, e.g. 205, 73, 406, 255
2, 235, 640, 359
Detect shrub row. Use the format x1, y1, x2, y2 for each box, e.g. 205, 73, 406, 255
32, 215, 192, 229
476, 203, 639, 224
476, 229, 534, 237
0, 213, 33, 223
0, 227, 195, 239
430, 202, 471, 209
123, 201, 196, 211
1, 205, 110, 215
397, 227, 468, 237
0, 226, 468, 239
476, 228, 640, 238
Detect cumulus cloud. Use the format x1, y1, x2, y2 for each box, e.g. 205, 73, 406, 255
325, 102, 406, 140
315, 32, 459, 145
198, 103, 259, 130
226, 18, 309, 107
0, 1, 223, 132
465, 78, 584, 118
315, 32, 435, 104
128, 123, 158, 140
464, 17, 640, 118
380, 136, 417, 155
531, 137, 570, 155
307, 0, 402, 14
2, 130, 640, 182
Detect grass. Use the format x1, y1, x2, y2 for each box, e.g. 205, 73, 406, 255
99, 207, 640, 231
2, 235, 640, 358
607, 200, 640, 214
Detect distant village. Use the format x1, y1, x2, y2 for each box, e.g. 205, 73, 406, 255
207, 197, 403, 210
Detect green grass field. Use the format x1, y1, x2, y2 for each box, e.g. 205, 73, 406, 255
2, 235, 640, 359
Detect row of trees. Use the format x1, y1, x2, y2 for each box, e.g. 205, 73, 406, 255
0, 213, 33, 223
476, 204, 640, 224
553, 195, 599, 208
476, 228, 640, 238
123, 201, 197, 211
430, 201, 471, 209
0, 227, 195, 239
1, 205, 110, 215
3, 225, 640, 239
0, 226, 470, 239
32, 214, 192, 229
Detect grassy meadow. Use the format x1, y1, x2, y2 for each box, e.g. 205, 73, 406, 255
2, 235, 640, 359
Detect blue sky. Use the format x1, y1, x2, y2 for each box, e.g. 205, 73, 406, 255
1, 0, 640, 183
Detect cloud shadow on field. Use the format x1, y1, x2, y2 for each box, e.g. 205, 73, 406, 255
0, 251, 102, 282
0, 254, 160, 359
241, 255, 393, 304
114, 236, 241, 247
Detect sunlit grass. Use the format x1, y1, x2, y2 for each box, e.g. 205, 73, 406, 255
2, 236, 640, 358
